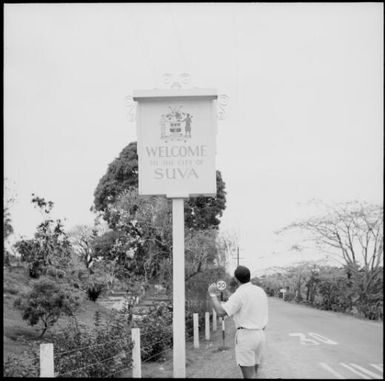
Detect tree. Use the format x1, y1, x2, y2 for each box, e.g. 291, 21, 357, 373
68, 223, 109, 272
278, 201, 383, 273
93, 141, 226, 230
4, 181, 17, 266
14, 195, 72, 278
284, 261, 320, 302
278, 201, 383, 315
3, 207, 13, 241
14, 277, 81, 337
3, 207, 14, 266
185, 228, 218, 281
184, 170, 227, 230
216, 229, 240, 269
93, 142, 139, 219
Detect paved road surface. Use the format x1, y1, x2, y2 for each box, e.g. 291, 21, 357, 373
258, 297, 383, 379
189, 297, 383, 378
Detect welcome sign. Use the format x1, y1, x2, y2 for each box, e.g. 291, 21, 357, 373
133, 89, 218, 198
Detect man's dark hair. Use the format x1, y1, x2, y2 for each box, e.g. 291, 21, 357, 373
234, 265, 251, 284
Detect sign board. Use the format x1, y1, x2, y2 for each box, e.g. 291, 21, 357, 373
217, 280, 227, 291
133, 88, 218, 198
280, 288, 287, 293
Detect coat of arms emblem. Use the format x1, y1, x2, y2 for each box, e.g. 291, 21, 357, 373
160, 105, 193, 143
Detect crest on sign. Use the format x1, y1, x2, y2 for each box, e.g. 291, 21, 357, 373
160, 105, 193, 143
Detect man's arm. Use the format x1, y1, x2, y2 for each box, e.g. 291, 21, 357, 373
207, 283, 227, 317
209, 294, 228, 317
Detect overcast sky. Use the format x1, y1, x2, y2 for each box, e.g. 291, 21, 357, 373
4, 3, 383, 276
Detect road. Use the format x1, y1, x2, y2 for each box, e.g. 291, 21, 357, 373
188, 296, 383, 379
259, 297, 383, 379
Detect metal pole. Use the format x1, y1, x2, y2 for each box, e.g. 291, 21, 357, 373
237, 247, 239, 266
220, 292, 225, 347
172, 198, 185, 378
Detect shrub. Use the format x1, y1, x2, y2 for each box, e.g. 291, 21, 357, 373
53, 309, 133, 378
284, 292, 295, 302
87, 285, 104, 302
14, 277, 81, 337
137, 302, 173, 362
85, 272, 107, 302
14, 196, 72, 279
3, 347, 39, 377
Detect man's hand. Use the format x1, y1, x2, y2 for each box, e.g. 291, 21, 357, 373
208, 283, 218, 296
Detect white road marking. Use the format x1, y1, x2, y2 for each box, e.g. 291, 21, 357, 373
289, 332, 319, 345
348, 364, 382, 379
319, 362, 345, 379
340, 363, 370, 379
370, 364, 383, 372
308, 332, 338, 345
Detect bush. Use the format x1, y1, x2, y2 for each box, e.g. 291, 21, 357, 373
3, 347, 39, 377
14, 277, 81, 337
137, 302, 173, 362
87, 285, 104, 302
53, 309, 133, 378
284, 292, 295, 302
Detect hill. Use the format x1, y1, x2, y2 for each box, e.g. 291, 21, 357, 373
3, 264, 114, 360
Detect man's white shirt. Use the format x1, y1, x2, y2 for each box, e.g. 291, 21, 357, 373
222, 282, 268, 329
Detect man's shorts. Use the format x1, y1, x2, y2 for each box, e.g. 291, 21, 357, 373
235, 329, 266, 367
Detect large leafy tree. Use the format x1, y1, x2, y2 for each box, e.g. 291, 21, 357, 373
278, 201, 383, 315
93, 142, 226, 230
97, 189, 222, 287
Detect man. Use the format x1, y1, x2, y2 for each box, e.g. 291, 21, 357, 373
208, 266, 268, 379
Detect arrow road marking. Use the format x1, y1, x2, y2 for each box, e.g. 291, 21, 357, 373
370, 364, 383, 372
308, 332, 338, 345
348, 363, 382, 379
319, 362, 345, 379
289, 333, 319, 345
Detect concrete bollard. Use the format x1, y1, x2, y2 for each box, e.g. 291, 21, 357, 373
131, 328, 141, 378
205, 311, 210, 341
40, 343, 54, 377
193, 313, 199, 348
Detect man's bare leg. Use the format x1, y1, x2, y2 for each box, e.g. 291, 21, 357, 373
240, 366, 255, 379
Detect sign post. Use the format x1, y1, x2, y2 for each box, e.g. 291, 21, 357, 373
133, 88, 218, 378
216, 280, 227, 349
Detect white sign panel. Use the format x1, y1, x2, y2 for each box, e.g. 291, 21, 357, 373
134, 89, 217, 198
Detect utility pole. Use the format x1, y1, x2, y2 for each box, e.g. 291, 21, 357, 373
232, 246, 245, 267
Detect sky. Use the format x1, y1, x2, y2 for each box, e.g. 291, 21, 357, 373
4, 3, 383, 276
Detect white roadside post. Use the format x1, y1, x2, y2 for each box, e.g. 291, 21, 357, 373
212, 308, 217, 331
134, 88, 218, 378
193, 313, 199, 348
40, 343, 54, 377
205, 311, 210, 341
131, 328, 141, 378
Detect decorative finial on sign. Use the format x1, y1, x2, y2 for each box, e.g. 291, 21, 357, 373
162, 72, 191, 89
